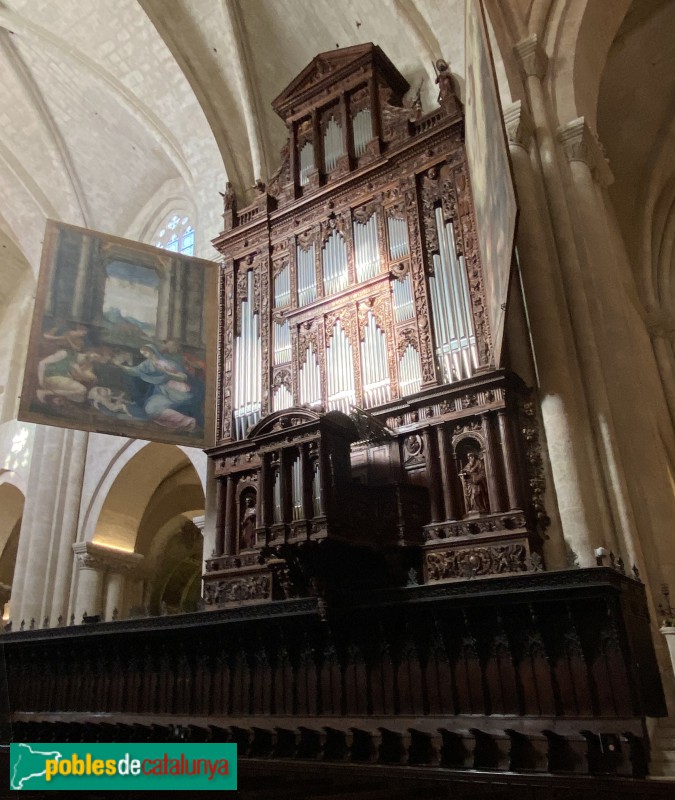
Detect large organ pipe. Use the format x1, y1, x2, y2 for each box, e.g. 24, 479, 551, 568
273, 383, 293, 412
297, 243, 317, 306
327, 321, 355, 414
399, 344, 422, 396
299, 344, 321, 406
429, 207, 476, 383
274, 264, 291, 308
354, 213, 379, 282
387, 216, 410, 260
322, 231, 348, 295
233, 270, 261, 438
291, 455, 303, 520
352, 108, 372, 157
360, 311, 391, 407
274, 320, 291, 365
324, 115, 344, 172
392, 273, 414, 322
299, 141, 314, 186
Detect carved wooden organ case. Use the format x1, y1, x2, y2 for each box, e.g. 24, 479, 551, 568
205, 44, 545, 606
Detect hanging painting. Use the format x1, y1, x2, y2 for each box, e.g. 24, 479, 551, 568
19, 220, 217, 447
465, 0, 518, 366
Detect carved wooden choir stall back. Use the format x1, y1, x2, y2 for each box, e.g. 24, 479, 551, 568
205, 43, 544, 606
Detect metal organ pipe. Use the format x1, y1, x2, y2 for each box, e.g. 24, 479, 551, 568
299, 141, 314, 186
297, 243, 317, 306
322, 231, 348, 295
360, 311, 391, 408
233, 270, 262, 439
323, 115, 344, 172
327, 321, 355, 414
387, 216, 410, 260
273, 383, 293, 412
399, 344, 422, 396
352, 108, 372, 157
392, 273, 415, 322
428, 207, 476, 383
354, 213, 379, 282
273, 320, 291, 365
274, 264, 291, 308
299, 344, 321, 406
291, 455, 303, 520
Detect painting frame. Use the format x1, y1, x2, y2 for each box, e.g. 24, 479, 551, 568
18, 220, 218, 448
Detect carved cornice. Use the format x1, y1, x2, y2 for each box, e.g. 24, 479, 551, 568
557, 117, 614, 187
192, 515, 206, 533
514, 36, 548, 80
503, 101, 535, 150
72, 542, 144, 575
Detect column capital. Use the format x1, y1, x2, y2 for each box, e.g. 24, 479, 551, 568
557, 117, 614, 186
192, 515, 206, 534
504, 101, 535, 150
514, 35, 548, 80
72, 541, 144, 574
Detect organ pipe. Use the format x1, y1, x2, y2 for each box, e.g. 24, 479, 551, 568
399, 344, 422, 396
233, 269, 262, 439
323, 115, 345, 172
387, 216, 410, 260
322, 231, 348, 295
428, 207, 476, 383
299, 141, 314, 186
273, 320, 291, 365
352, 108, 373, 157
326, 320, 355, 414
291, 455, 303, 520
273, 383, 293, 412
392, 273, 415, 322
297, 243, 317, 306
360, 311, 391, 408
299, 344, 321, 407
274, 264, 291, 308
354, 213, 379, 282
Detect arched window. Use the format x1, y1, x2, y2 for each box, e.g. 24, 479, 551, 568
154, 214, 195, 256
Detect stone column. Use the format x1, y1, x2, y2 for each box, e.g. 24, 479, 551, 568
557, 117, 644, 570
72, 542, 143, 623
72, 542, 105, 622
12, 426, 88, 627
503, 93, 610, 567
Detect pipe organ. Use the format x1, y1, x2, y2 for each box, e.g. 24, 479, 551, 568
207, 43, 545, 605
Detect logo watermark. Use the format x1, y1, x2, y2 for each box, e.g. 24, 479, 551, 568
10, 743, 237, 791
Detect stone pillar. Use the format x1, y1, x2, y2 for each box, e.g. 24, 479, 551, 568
503, 93, 610, 567
648, 318, 675, 425
73, 542, 143, 622
12, 426, 88, 627
72, 543, 105, 622
557, 117, 644, 570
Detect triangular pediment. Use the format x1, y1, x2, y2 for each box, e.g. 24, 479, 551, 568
272, 43, 408, 120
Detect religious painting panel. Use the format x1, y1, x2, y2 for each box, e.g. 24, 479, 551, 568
19, 220, 216, 447
465, 0, 518, 366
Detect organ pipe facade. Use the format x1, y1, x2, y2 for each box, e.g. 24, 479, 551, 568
207, 44, 544, 606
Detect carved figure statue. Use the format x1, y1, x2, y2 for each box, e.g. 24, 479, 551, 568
239, 495, 257, 550
221, 181, 236, 211
461, 451, 489, 514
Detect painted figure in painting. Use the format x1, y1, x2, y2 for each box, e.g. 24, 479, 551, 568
120, 343, 198, 432
461, 450, 489, 514
37, 325, 93, 405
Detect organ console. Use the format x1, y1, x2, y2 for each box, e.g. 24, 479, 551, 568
205, 43, 545, 606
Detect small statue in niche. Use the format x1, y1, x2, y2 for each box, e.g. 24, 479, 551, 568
461, 450, 489, 514
239, 495, 257, 550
